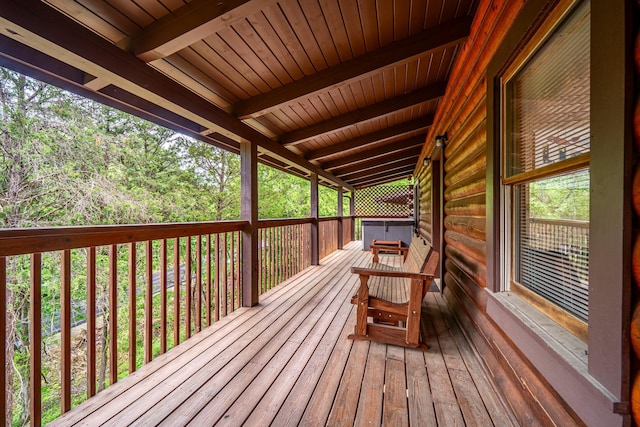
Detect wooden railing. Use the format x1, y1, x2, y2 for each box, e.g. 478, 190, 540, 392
258, 219, 311, 294
0, 216, 355, 425
0, 221, 247, 425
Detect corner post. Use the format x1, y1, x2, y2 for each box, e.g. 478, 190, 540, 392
311, 172, 319, 265
241, 141, 258, 307
337, 186, 344, 249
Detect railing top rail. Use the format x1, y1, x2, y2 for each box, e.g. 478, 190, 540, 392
0, 221, 248, 257
258, 218, 313, 228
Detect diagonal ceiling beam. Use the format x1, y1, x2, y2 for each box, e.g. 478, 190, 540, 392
305, 117, 432, 161
281, 85, 444, 146
120, 0, 280, 62
323, 136, 424, 170
0, 0, 353, 191
233, 17, 472, 119
333, 148, 421, 177
340, 157, 419, 181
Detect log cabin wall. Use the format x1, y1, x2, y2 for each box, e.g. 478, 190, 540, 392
416, 0, 632, 425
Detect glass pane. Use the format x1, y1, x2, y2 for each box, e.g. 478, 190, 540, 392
514, 169, 589, 321
505, 1, 590, 179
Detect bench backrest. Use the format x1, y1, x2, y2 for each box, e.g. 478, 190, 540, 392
404, 236, 432, 273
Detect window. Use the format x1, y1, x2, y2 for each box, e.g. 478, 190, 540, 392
502, 0, 590, 335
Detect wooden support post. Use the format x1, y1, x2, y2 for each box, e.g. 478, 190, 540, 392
337, 186, 344, 249
311, 172, 319, 265
350, 191, 356, 241
241, 141, 259, 306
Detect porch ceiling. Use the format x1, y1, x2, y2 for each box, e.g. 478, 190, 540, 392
0, 0, 475, 189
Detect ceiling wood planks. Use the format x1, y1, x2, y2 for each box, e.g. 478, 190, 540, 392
1, 0, 476, 189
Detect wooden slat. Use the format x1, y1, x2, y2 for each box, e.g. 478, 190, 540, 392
128, 243, 137, 374
109, 245, 118, 385
185, 236, 192, 339
173, 238, 180, 347
196, 235, 202, 332
60, 249, 72, 413
160, 239, 168, 354
0, 256, 5, 422
86, 247, 96, 398
206, 234, 212, 327
145, 241, 153, 364
30, 253, 42, 427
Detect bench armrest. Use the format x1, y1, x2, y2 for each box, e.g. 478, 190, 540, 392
350, 266, 433, 281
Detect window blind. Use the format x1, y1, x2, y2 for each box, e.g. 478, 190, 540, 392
514, 170, 590, 322
505, 1, 590, 181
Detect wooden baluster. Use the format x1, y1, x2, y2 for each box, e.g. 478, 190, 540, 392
109, 245, 117, 385
258, 229, 262, 295
61, 249, 71, 413
145, 241, 153, 363
236, 232, 241, 306
230, 232, 235, 311
215, 234, 220, 321
0, 256, 5, 423
160, 239, 167, 354
206, 234, 212, 327
185, 236, 192, 339
173, 238, 180, 347
222, 233, 228, 316
196, 235, 202, 332
128, 243, 136, 373
30, 253, 42, 427
86, 247, 96, 398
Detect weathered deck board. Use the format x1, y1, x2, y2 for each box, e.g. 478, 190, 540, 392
49, 241, 517, 427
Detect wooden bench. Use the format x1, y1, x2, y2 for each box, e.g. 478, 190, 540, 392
370, 239, 405, 261
349, 236, 439, 348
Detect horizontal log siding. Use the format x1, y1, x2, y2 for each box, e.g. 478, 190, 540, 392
415, 0, 582, 424
419, 166, 432, 242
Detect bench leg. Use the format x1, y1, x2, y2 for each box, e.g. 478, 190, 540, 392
352, 276, 369, 338
405, 280, 424, 347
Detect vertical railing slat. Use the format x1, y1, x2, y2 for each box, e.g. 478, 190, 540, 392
230, 232, 235, 311
185, 237, 192, 339
0, 256, 6, 424
30, 253, 42, 427
128, 243, 136, 374
222, 233, 228, 316
86, 247, 96, 398
144, 241, 152, 364
196, 235, 202, 333
173, 238, 180, 347
214, 234, 220, 321
61, 249, 72, 413
108, 245, 117, 385
206, 235, 212, 327
160, 239, 167, 354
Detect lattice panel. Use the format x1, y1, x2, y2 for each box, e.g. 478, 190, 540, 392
355, 185, 414, 217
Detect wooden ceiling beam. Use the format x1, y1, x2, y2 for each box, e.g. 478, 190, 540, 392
340, 158, 418, 181
350, 168, 413, 186
282, 85, 443, 146
0, 0, 353, 191
353, 170, 414, 189
120, 0, 279, 62
233, 17, 472, 119
305, 117, 432, 161
333, 149, 421, 177
323, 136, 424, 170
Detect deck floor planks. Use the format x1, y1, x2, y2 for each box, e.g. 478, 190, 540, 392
49, 241, 517, 427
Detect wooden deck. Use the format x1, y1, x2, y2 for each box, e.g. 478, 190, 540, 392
49, 241, 517, 426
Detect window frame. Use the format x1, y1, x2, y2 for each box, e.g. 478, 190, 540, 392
485, 0, 631, 422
